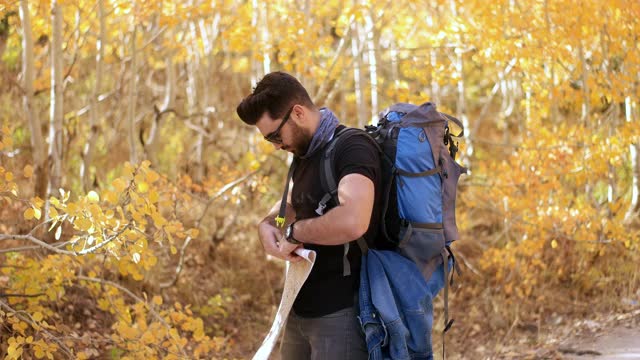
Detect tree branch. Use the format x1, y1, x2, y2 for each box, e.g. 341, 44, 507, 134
0, 234, 73, 254
0, 240, 72, 254
153, 106, 213, 139
0, 191, 30, 203
76, 276, 188, 358
0, 292, 45, 298
159, 169, 259, 289
0, 299, 74, 358
0, 223, 131, 256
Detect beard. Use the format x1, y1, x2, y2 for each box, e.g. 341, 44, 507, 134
284, 122, 313, 157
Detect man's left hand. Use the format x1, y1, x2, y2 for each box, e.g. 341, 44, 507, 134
278, 236, 303, 262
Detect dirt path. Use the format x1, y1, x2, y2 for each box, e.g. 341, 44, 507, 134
560, 327, 640, 359
558, 310, 640, 360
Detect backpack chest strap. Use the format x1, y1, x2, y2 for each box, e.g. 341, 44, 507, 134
396, 166, 441, 178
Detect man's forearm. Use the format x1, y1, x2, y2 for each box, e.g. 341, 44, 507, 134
293, 204, 368, 246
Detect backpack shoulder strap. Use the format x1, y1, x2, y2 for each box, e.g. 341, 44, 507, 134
319, 127, 376, 272
318, 128, 378, 213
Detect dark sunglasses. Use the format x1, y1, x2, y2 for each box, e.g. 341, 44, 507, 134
264, 105, 295, 144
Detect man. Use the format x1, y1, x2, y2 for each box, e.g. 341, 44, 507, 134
236, 71, 382, 360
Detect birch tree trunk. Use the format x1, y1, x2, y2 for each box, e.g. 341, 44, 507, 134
450, 0, 472, 162
19, 0, 47, 198
390, 39, 399, 97
365, 11, 378, 123
628, 143, 640, 220
600, 27, 617, 209
162, 57, 176, 110
351, 18, 367, 127
427, 9, 439, 104
625, 97, 639, 223
578, 41, 593, 199
187, 20, 205, 182
143, 57, 174, 167
314, 20, 353, 104
250, 0, 261, 87
578, 42, 590, 126
430, 49, 440, 104
455, 49, 473, 162
260, 2, 271, 76
127, 16, 139, 164
544, 0, 559, 126
81, 0, 104, 191
49, 0, 64, 193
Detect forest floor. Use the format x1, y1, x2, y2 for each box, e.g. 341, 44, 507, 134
554, 309, 640, 360
492, 307, 640, 360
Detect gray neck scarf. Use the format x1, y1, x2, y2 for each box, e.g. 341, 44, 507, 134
300, 107, 340, 159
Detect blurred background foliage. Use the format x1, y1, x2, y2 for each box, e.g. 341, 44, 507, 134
0, 0, 638, 358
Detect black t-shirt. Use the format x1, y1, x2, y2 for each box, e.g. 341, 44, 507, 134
291, 125, 382, 317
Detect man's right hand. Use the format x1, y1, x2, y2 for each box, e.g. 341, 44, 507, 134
258, 221, 302, 262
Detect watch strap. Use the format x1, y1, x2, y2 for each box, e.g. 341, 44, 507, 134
286, 220, 302, 245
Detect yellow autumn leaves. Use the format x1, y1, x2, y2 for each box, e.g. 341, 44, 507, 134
15, 160, 197, 269
23, 206, 42, 221
6, 335, 58, 360
0, 125, 12, 151
470, 117, 640, 302
1, 158, 228, 358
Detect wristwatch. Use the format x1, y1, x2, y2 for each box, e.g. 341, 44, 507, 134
285, 221, 302, 245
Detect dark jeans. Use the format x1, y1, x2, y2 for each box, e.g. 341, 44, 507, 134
280, 307, 368, 360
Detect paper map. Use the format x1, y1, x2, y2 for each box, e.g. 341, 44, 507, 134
252, 248, 317, 360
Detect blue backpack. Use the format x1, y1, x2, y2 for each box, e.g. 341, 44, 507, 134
319, 102, 466, 264
319, 102, 467, 350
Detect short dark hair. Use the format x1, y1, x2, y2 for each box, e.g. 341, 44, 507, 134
236, 71, 314, 125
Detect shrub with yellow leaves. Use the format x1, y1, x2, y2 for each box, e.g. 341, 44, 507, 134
464, 119, 640, 316
0, 159, 240, 358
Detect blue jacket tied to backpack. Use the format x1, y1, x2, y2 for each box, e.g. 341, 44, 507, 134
359, 249, 449, 360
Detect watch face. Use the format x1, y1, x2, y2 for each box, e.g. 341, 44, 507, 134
286, 225, 292, 239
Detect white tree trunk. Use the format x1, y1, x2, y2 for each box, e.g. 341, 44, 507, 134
19, 0, 46, 196
49, 0, 64, 192
544, 0, 559, 125
260, 2, 271, 76
351, 18, 367, 127
450, 0, 472, 162
187, 18, 204, 182
455, 49, 472, 162
578, 42, 590, 125
365, 11, 378, 123
250, 0, 261, 87
390, 39, 399, 97
430, 49, 440, 104
625, 97, 639, 223
165, 58, 176, 110
314, 19, 353, 104
81, 0, 104, 191
626, 142, 640, 223
127, 21, 138, 164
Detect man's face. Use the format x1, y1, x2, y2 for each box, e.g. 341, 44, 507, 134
256, 105, 312, 156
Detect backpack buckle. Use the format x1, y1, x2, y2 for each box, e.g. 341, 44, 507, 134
315, 202, 326, 216
316, 193, 333, 215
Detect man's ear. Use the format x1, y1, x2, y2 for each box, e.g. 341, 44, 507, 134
292, 104, 309, 126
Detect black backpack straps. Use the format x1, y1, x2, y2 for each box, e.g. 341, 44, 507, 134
319, 128, 376, 275
318, 128, 369, 212
316, 129, 344, 215
275, 157, 298, 228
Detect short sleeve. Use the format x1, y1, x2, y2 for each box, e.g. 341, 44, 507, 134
333, 133, 380, 183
